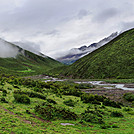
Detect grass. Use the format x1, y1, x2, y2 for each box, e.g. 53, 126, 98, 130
0, 76, 134, 134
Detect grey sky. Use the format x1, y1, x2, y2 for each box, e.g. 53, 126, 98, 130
0, 0, 134, 58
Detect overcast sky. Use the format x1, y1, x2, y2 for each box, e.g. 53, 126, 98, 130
0, 0, 134, 58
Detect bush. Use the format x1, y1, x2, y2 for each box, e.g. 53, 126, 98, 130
81, 106, 104, 124
110, 111, 124, 117
123, 93, 134, 102
14, 94, 30, 104
103, 98, 121, 108
35, 103, 77, 120
14, 90, 46, 100
81, 113, 104, 124
0, 88, 7, 94
123, 107, 132, 112
75, 83, 94, 89
81, 93, 106, 104
0, 97, 8, 103
63, 99, 76, 107
47, 99, 57, 104
100, 124, 111, 129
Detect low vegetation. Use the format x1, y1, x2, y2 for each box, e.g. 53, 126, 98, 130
0, 75, 134, 133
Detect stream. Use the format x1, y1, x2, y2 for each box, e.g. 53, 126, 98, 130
43, 76, 134, 91
75, 81, 134, 91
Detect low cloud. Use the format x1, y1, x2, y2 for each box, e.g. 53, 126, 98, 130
13, 41, 41, 54
0, 39, 19, 58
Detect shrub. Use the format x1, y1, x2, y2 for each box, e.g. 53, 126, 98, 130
123, 93, 134, 102
81, 113, 104, 124
14, 90, 46, 100
2, 92, 7, 96
81, 106, 104, 124
14, 94, 30, 104
0, 97, 8, 103
47, 98, 57, 104
103, 98, 121, 108
35, 104, 77, 120
63, 99, 76, 107
100, 124, 111, 129
75, 83, 94, 89
110, 111, 124, 117
0, 88, 7, 94
123, 107, 132, 112
81, 93, 106, 104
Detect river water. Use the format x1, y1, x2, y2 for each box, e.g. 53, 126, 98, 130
43, 76, 134, 91
75, 81, 134, 91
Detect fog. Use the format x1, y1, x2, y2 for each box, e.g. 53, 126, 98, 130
0, 39, 19, 58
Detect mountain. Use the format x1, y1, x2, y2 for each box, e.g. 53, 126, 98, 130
57, 32, 118, 64
59, 28, 134, 79
0, 39, 62, 76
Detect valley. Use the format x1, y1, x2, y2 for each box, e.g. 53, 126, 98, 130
0, 29, 134, 134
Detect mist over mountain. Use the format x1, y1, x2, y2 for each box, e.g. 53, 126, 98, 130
0, 39, 19, 58
57, 32, 118, 64
0, 38, 62, 75
13, 41, 47, 58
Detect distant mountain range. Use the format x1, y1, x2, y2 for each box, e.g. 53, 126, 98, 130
0, 38, 62, 75
59, 28, 134, 79
57, 32, 118, 64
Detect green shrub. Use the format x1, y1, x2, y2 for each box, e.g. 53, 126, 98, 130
14, 90, 46, 100
123, 93, 134, 102
2, 92, 7, 96
81, 106, 104, 124
14, 94, 30, 104
47, 99, 57, 104
81, 113, 104, 124
0, 97, 8, 103
35, 103, 77, 120
123, 107, 132, 112
63, 99, 76, 107
81, 93, 106, 104
110, 111, 124, 117
100, 124, 111, 129
0, 88, 7, 94
103, 98, 121, 108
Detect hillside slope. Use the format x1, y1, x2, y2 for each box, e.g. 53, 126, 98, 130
61, 28, 134, 79
0, 40, 62, 76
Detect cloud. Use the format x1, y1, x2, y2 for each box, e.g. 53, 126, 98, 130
0, 0, 134, 58
0, 39, 19, 58
92, 8, 118, 23
13, 41, 41, 54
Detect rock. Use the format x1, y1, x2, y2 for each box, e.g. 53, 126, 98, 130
124, 84, 134, 88
60, 123, 75, 126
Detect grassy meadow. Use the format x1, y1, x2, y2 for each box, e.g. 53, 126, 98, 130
0, 75, 134, 134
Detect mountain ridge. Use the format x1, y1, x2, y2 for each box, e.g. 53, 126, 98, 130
57, 32, 118, 64
58, 28, 134, 79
